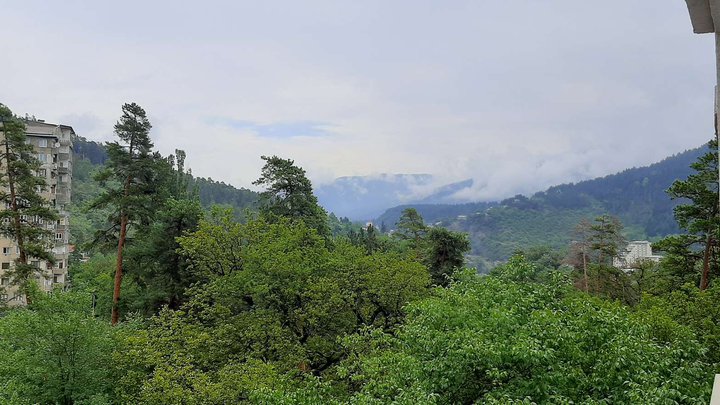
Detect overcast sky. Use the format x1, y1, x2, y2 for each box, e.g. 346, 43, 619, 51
0, 1, 715, 201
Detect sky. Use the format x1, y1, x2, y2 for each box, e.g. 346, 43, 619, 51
0, 1, 716, 202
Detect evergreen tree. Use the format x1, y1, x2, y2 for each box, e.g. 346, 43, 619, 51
252, 155, 330, 236
566, 215, 631, 301
0, 104, 58, 302
90, 103, 158, 325
662, 139, 719, 290
566, 218, 593, 292
394, 208, 427, 243
424, 227, 470, 286
589, 214, 625, 267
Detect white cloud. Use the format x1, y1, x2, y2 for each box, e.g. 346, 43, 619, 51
0, 0, 714, 202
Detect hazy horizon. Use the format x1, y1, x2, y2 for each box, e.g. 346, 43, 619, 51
1, 1, 715, 202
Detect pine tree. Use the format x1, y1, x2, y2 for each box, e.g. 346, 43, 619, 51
0, 104, 58, 302
663, 139, 719, 290
589, 214, 625, 267
394, 208, 427, 243
90, 103, 157, 324
253, 155, 330, 237
424, 227, 470, 287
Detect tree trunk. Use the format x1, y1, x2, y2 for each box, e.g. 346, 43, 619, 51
4, 139, 29, 303
111, 174, 132, 325
111, 212, 127, 325
582, 248, 588, 293
700, 233, 713, 291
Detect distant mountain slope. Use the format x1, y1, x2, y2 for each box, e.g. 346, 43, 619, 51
315, 174, 474, 220
315, 174, 433, 220
71, 135, 259, 211
376, 145, 707, 265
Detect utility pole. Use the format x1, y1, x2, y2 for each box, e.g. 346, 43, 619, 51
685, 0, 720, 213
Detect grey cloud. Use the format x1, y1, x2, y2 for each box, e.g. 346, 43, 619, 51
0, 1, 714, 203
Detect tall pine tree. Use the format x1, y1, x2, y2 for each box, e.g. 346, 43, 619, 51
253, 155, 330, 237
90, 103, 157, 324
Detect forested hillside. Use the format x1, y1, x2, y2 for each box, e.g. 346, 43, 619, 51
72, 136, 260, 212
69, 136, 261, 246
377, 146, 706, 263
1, 102, 719, 404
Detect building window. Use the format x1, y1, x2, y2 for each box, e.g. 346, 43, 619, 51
0, 294, 7, 301
1, 262, 9, 270
38, 139, 48, 148
2, 247, 10, 256
58, 261, 64, 269
56, 233, 63, 240
0, 278, 9, 286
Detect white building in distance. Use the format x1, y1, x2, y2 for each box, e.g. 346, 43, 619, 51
613, 241, 662, 270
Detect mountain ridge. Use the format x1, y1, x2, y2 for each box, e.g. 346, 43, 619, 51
375, 145, 707, 269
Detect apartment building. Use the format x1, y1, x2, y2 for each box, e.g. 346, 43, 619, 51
0, 120, 73, 305
612, 240, 663, 270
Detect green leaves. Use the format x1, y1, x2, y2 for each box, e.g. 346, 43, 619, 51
0, 104, 59, 294
253, 155, 330, 237
658, 139, 719, 290
344, 256, 712, 404
0, 291, 120, 404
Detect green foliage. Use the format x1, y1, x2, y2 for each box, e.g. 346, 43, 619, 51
69, 253, 151, 320
465, 205, 605, 264
125, 198, 203, 311
424, 227, 470, 287
0, 291, 121, 404
638, 283, 720, 364
253, 155, 330, 236
113, 216, 430, 401
89, 102, 160, 249
391, 208, 471, 285
667, 139, 719, 236
328, 212, 362, 238
655, 139, 719, 290
191, 176, 258, 216
0, 104, 58, 293
377, 147, 706, 264
563, 215, 640, 304
343, 256, 713, 404
394, 208, 427, 243
70, 155, 112, 248
589, 214, 625, 266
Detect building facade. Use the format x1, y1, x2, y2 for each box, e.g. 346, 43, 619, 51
0, 120, 73, 305
612, 240, 663, 270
